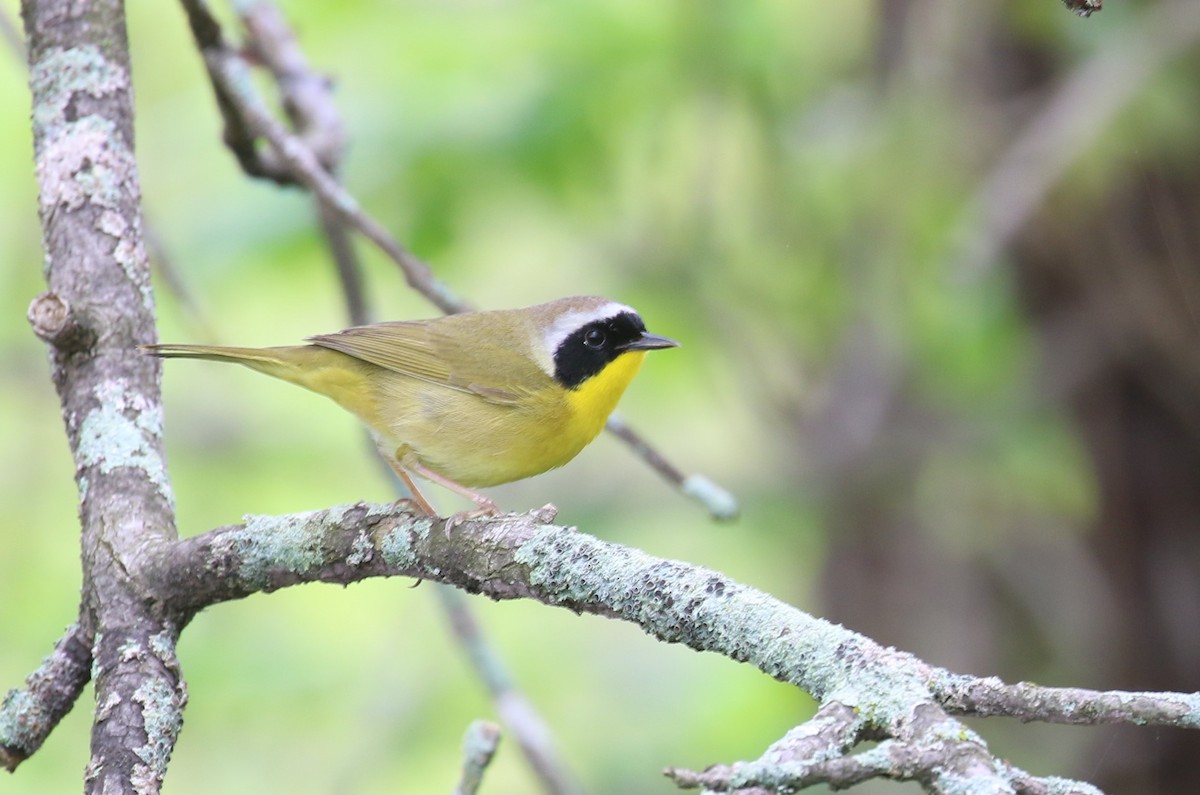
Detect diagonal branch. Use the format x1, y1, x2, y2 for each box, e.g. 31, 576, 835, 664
179, 0, 464, 314
145, 502, 1200, 731
436, 586, 582, 795
0, 620, 93, 772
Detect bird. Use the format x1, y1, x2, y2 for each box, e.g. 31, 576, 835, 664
143, 296, 678, 516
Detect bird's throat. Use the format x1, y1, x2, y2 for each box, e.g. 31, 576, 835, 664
564, 351, 647, 440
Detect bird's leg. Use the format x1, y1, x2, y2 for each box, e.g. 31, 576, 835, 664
384, 457, 440, 516
384, 456, 501, 533
404, 462, 503, 533
408, 462, 500, 516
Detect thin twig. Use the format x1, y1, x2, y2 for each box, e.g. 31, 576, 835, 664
437, 586, 582, 795
319, 201, 369, 326
454, 720, 502, 795
931, 673, 1200, 728
236, 0, 344, 171
606, 414, 740, 521
214, 50, 465, 313
180, 0, 463, 313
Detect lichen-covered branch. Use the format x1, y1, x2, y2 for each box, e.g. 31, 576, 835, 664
667, 734, 1103, 794
930, 673, 1200, 729
134, 501, 1196, 793
8, 488, 1199, 790
19, 0, 184, 791
0, 621, 92, 771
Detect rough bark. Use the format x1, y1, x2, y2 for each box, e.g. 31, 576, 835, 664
18, 0, 184, 791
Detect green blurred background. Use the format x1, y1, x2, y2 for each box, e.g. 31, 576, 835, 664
2, 1, 1198, 792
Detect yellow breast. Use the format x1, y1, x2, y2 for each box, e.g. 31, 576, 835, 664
380, 350, 646, 487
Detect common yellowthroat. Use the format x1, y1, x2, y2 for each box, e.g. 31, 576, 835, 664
144, 296, 678, 515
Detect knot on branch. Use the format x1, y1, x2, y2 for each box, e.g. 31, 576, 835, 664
27, 291, 95, 353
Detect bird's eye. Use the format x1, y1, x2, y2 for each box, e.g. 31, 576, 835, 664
584, 328, 606, 349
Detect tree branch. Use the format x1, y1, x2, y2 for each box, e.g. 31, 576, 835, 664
133, 500, 1197, 793
20, 0, 184, 791
931, 673, 1200, 728
0, 621, 92, 772
454, 720, 502, 795
8, 486, 1198, 790
179, 0, 464, 313
436, 586, 582, 795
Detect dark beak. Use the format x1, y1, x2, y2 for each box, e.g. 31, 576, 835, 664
622, 331, 680, 351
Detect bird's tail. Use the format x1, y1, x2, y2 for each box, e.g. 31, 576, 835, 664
141, 343, 379, 422
142, 343, 305, 377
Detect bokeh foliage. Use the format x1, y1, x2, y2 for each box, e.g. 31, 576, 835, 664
2, 1, 1196, 792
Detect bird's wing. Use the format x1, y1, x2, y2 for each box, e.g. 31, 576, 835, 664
308, 319, 556, 406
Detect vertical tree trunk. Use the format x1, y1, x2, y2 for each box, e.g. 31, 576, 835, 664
21, 0, 185, 791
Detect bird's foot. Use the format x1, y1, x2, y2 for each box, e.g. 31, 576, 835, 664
443, 498, 501, 536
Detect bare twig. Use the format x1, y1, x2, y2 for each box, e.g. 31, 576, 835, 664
179, 0, 463, 313
454, 720, 502, 795
236, 0, 344, 171
234, 2, 371, 335
931, 673, 1200, 728
437, 586, 581, 795
605, 414, 740, 521
319, 201, 369, 326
